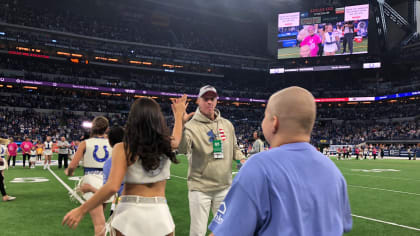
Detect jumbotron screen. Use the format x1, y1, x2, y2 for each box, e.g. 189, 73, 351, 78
277, 4, 369, 59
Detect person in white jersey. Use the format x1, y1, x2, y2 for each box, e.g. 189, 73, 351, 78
0, 139, 7, 168
322, 23, 339, 56
64, 116, 112, 236
30, 146, 37, 169
0, 138, 15, 201
63, 95, 189, 236
43, 136, 54, 170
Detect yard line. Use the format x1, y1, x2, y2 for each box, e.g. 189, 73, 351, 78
171, 175, 187, 180
348, 185, 420, 196
352, 214, 420, 231
48, 167, 85, 204
342, 172, 420, 182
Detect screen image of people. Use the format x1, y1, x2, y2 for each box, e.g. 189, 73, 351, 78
277, 4, 369, 59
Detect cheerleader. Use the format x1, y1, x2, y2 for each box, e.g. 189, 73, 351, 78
322, 24, 339, 56
30, 146, 37, 169
363, 146, 368, 159
0, 138, 15, 201
64, 116, 113, 236
43, 136, 54, 170
63, 95, 189, 236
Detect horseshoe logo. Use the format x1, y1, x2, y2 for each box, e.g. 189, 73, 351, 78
93, 145, 109, 162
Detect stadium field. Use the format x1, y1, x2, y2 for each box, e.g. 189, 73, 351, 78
1, 153, 420, 235
277, 39, 369, 59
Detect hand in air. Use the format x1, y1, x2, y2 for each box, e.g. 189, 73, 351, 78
171, 94, 195, 123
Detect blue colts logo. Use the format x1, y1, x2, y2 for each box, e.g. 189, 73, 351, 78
93, 145, 109, 162
207, 130, 216, 143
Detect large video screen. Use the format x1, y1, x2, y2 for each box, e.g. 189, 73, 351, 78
277, 4, 369, 59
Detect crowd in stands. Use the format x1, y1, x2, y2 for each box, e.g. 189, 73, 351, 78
0, 0, 267, 56
0, 108, 126, 142
1, 54, 420, 102
312, 120, 419, 145
0, 83, 418, 146
0, 28, 268, 73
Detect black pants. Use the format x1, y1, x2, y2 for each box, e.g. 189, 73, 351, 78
58, 154, 68, 169
22, 153, 30, 167
37, 155, 42, 161
318, 44, 324, 56
373, 154, 377, 160
7, 156, 16, 166
0, 171, 6, 196
343, 33, 353, 53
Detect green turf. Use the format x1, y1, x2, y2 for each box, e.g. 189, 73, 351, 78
277, 39, 368, 59
1, 154, 420, 235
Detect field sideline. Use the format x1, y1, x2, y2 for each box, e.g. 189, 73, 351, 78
1, 153, 420, 235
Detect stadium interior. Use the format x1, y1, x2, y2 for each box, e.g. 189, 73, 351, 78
0, 0, 419, 235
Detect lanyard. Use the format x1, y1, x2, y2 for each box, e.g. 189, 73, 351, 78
205, 120, 220, 140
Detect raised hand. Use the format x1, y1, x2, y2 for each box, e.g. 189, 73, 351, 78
171, 94, 188, 116
171, 94, 195, 123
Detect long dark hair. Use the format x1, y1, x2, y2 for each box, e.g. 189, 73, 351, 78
124, 98, 178, 171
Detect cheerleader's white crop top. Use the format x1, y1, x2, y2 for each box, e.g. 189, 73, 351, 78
124, 155, 171, 184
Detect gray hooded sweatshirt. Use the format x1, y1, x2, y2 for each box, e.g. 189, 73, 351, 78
179, 108, 245, 192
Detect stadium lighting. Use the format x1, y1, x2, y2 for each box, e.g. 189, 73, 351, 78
82, 121, 92, 128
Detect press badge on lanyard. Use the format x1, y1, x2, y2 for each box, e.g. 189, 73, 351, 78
213, 139, 224, 159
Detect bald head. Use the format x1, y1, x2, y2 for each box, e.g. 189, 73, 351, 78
262, 87, 316, 146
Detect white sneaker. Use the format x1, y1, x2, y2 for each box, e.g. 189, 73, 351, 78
43, 165, 47, 170
3, 196, 16, 201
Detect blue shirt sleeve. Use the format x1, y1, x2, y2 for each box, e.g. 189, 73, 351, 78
209, 156, 267, 236
103, 157, 124, 196
208, 181, 259, 236
341, 178, 353, 232
103, 157, 112, 185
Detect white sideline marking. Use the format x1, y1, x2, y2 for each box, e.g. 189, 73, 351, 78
171, 175, 187, 180
47, 167, 85, 204
348, 185, 420, 196
352, 214, 420, 231
351, 169, 400, 173
342, 173, 420, 182
171, 173, 239, 180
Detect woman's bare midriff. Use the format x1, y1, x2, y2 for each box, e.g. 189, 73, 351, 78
122, 180, 167, 197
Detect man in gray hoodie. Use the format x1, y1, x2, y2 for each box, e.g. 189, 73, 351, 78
178, 85, 245, 236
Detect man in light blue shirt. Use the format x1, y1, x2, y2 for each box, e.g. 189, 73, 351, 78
209, 86, 352, 236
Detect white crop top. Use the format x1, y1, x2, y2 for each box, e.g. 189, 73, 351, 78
125, 155, 171, 184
